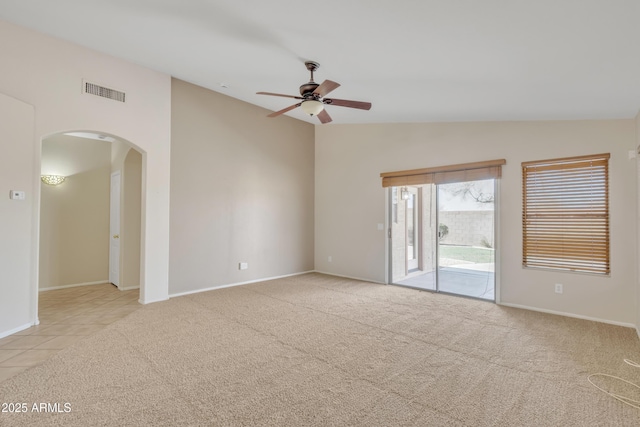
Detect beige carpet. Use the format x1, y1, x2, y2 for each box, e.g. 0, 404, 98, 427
1, 273, 639, 426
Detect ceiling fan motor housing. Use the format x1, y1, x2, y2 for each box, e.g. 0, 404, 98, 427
299, 82, 319, 97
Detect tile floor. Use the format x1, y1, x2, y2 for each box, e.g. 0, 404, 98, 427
0, 283, 140, 383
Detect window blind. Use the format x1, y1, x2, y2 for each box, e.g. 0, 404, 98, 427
380, 159, 506, 188
522, 153, 610, 274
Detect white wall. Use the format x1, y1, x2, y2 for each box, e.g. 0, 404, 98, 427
0, 20, 171, 337
316, 120, 637, 325
0, 93, 35, 336
169, 79, 315, 295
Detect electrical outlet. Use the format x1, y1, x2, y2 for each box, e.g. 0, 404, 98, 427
239, 262, 248, 270
555, 283, 563, 294
328, 256, 332, 263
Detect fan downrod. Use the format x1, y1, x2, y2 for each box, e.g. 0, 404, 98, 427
300, 61, 321, 96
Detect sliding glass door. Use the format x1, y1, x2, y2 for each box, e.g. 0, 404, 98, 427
391, 185, 436, 291
389, 179, 496, 301
436, 179, 495, 300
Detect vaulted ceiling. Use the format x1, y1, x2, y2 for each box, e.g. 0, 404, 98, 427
1, 0, 639, 124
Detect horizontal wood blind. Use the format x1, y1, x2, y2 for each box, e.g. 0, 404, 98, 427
380, 159, 506, 188
522, 153, 610, 274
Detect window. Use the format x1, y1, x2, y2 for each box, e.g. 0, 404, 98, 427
522, 153, 610, 274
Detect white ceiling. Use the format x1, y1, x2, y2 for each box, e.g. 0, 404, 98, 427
41, 134, 112, 177
1, 0, 639, 124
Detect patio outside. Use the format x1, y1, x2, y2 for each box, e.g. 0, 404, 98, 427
397, 244, 495, 300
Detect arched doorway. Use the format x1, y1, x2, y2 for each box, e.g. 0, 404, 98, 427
39, 131, 144, 321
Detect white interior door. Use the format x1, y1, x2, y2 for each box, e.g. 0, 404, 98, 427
109, 171, 121, 287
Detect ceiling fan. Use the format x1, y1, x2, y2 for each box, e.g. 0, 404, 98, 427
257, 61, 372, 124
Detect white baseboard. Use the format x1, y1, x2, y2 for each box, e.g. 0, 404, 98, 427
169, 270, 316, 299
138, 296, 169, 305
499, 302, 636, 329
118, 285, 140, 291
39, 280, 109, 292
312, 270, 386, 285
0, 322, 34, 339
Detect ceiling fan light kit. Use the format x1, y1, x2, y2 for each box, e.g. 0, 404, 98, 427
301, 99, 324, 116
257, 61, 371, 124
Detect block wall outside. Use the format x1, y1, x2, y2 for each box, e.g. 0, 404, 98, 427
439, 210, 495, 247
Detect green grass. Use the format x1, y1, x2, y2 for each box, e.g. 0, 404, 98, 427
439, 245, 495, 263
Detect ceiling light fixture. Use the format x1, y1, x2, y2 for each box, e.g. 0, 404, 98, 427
41, 175, 66, 186
300, 99, 324, 116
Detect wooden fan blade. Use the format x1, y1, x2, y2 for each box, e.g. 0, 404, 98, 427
323, 98, 372, 110
313, 80, 340, 98
257, 91, 304, 100
268, 103, 301, 117
317, 109, 332, 124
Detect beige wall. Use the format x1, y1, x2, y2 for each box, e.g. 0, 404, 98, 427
0, 20, 171, 337
169, 79, 315, 295
39, 138, 111, 289
316, 120, 637, 325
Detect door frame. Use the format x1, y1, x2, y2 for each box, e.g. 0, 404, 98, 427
109, 171, 121, 288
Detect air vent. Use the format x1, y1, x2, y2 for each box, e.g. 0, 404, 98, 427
83, 80, 126, 103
